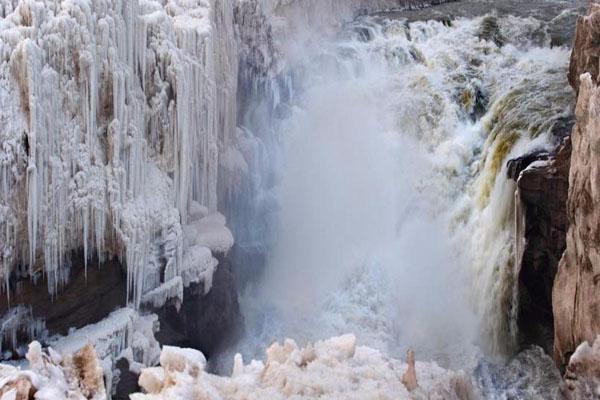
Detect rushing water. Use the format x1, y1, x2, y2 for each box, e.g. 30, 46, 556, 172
227, 4, 578, 398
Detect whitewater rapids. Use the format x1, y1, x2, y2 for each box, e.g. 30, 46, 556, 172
230, 7, 577, 398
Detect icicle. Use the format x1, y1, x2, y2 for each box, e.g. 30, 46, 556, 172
27, 163, 37, 275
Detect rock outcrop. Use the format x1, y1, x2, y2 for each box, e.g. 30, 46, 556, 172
568, 3, 600, 91
507, 123, 571, 354
553, 2, 600, 368
154, 254, 241, 358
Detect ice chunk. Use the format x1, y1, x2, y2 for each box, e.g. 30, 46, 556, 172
140, 277, 183, 309
314, 334, 357, 361
129, 334, 478, 399
563, 336, 600, 398
181, 245, 218, 292
0, 340, 107, 400
188, 201, 209, 222
183, 213, 234, 254
159, 346, 206, 373
138, 367, 165, 394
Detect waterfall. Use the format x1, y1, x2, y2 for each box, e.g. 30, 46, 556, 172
232, 7, 575, 381
0, 0, 586, 398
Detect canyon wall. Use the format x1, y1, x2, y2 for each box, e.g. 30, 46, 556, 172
552, 0, 600, 375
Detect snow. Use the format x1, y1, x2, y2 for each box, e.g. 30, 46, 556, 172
0, 0, 239, 310
188, 201, 209, 222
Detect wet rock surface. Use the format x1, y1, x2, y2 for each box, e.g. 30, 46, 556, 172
115, 358, 141, 400
154, 254, 241, 361
508, 136, 571, 355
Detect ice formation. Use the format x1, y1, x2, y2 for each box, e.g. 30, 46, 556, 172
0, 306, 46, 358
133, 334, 479, 400
0, 335, 480, 400
39, 306, 162, 397
0, 341, 106, 400
0, 0, 237, 309
49, 308, 159, 365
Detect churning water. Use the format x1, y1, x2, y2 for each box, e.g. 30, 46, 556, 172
231, 5, 578, 398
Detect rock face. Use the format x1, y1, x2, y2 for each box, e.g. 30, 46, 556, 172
0, 255, 127, 354
507, 121, 572, 354
568, 3, 600, 91
553, 2, 600, 368
154, 254, 241, 359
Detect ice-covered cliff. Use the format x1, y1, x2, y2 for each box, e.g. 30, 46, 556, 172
0, 0, 238, 310
0, 0, 243, 360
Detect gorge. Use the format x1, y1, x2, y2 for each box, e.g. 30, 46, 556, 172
0, 0, 599, 399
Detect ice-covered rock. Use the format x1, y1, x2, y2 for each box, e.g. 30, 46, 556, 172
49, 308, 160, 371
181, 245, 218, 293
183, 213, 234, 255
159, 346, 206, 373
